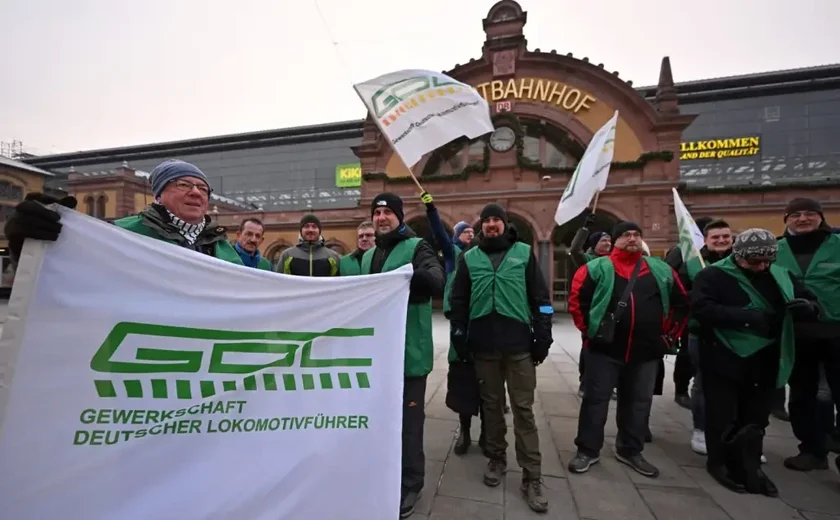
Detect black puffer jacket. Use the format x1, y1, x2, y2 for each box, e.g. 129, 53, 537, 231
368, 224, 445, 304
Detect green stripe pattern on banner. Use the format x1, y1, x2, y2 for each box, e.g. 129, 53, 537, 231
94, 372, 372, 399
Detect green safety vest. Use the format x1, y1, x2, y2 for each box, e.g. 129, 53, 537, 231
339, 253, 362, 276
585, 256, 674, 340
115, 215, 243, 265
361, 238, 433, 377
464, 242, 532, 325
711, 256, 795, 388
444, 245, 463, 363
777, 234, 840, 322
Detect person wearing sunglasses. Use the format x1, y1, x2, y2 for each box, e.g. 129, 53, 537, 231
3, 159, 242, 267
692, 228, 820, 496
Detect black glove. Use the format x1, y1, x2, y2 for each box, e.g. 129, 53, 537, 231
743, 310, 774, 337
4, 193, 77, 263
450, 324, 471, 363
786, 298, 820, 321
531, 340, 550, 365
583, 212, 597, 228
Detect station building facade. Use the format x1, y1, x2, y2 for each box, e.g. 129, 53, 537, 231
20, 0, 840, 307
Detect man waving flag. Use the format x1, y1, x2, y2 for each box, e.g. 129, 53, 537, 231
672, 187, 705, 263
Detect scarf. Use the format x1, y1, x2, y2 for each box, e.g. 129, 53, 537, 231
162, 206, 206, 244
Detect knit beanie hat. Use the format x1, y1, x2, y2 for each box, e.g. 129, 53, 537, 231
371, 192, 404, 223
453, 221, 472, 241
585, 231, 609, 251
611, 221, 642, 243
480, 203, 508, 223
732, 228, 778, 260
300, 213, 321, 231
150, 159, 209, 198
784, 198, 824, 222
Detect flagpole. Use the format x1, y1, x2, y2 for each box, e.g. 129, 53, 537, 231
591, 191, 601, 212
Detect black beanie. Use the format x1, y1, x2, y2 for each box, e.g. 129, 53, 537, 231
371, 192, 404, 223
784, 198, 823, 221
300, 213, 321, 231
611, 221, 642, 243
585, 231, 609, 251
480, 203, 508, 223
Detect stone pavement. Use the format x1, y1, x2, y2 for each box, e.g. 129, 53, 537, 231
416, 313, 840, 520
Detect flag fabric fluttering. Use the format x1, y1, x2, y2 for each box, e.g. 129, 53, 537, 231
354, 69, 495, 168
672, 187, 706, 262
554, 111, 619, 227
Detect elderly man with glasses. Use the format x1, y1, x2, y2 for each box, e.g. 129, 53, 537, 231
4, 159, 242, 266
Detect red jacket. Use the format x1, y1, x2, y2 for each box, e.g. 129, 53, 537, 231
569, 248, 688, 363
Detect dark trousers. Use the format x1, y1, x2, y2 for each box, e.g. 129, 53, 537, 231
402, 376, 427, 493
789, 341, 840, 458
579, 345, 586, 382
674, 344, 694, 395
703, 367, 773, 468
475, 351, 541, 478
575, 349, 659, 458
687, 335, 705, 431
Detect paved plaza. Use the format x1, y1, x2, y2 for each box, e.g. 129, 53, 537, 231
416, 314, 840, 520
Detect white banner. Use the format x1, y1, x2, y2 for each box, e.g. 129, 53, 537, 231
672, 187, 705, 262
0, 209, 412, 520
354, 69, 494, 167
554, 110, 619, 227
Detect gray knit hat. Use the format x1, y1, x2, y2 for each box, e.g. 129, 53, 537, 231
732, 228, 778, 260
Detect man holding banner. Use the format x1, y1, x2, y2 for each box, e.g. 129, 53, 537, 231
360, 192, 445, 518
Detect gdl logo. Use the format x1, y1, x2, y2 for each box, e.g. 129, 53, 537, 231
90, 322, 375, 400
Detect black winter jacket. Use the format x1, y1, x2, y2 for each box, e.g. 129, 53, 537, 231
369, 224, 445, 304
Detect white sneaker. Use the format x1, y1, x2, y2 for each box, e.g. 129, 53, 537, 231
761, 454, 767, 464
691, 430, 707, 455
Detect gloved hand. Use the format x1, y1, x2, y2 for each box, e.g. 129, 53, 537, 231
743, 310, 774, 337
583, 212, 597, 228
531, 339, 550, 365
4, 193, 77, 263
420, 191, 434, 208
786, 298, 820, 321
450, 324, 471, 363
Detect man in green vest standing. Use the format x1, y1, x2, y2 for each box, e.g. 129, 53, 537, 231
338, 220, 375, 276
567, 222, 688, 479
360, 192, 445, 518
4, 159, 243, 266
448, 203, 553, 513
774, 198, 840, 474
691, 228, 819, 496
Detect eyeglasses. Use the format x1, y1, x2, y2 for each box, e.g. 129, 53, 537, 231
171, 180, 212, 195
358, 233, 375, 239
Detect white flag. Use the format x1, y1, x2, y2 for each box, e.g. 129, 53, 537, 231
554, 110, 619, 227
0, 209, 412, 520
354, 69, 494, 167
672, 187, 705, 261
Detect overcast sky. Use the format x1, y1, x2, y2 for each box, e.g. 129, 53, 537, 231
2, 0, 837, 155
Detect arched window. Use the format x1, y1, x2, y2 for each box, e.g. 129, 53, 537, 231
520, 120, 581, 170
84, 196, 95, 216
95, 195, 107, 219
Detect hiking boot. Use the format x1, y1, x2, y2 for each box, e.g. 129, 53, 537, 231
520, 478, 549, 513
483, 459, 506, 487
784, 452, 828, 471
691, 429, 707, 455
567, 452, 599, 474
453, 429, 471, 456
399, 489, 422, 518
675, 393, 691, 409
771, 407, 790, 422
616, 453, 660, 478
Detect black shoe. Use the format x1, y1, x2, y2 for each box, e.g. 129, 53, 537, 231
674, 393, 691, 409
707, 464, 746, 494
484, 459, 506, 487
568, 452, 600, 474
399, 489, 422, 518
453, 429, 471, 456
616, 453, 659, 478
757, 470, 778, 498
784, 452, 829, 471
771, 408, 790, 422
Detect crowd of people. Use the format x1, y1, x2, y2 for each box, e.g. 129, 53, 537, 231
3, 158, 839, 515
